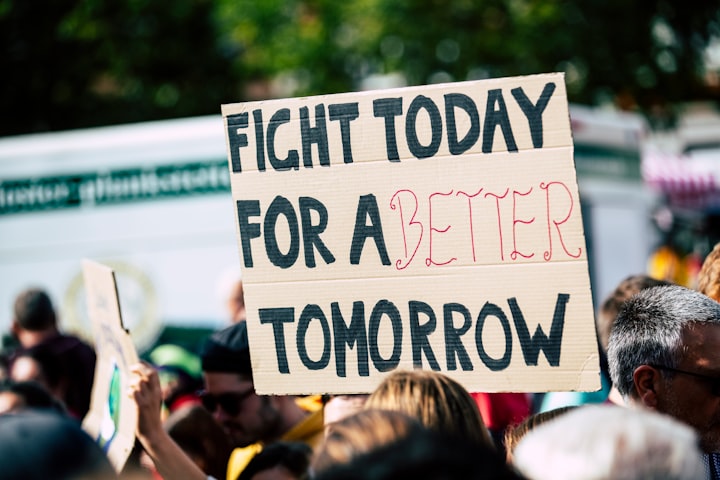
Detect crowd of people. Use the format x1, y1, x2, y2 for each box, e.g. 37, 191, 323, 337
2, 240, 720, 479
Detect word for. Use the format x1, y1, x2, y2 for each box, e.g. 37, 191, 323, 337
226, 82, 556, 171
259, 293, 568, 377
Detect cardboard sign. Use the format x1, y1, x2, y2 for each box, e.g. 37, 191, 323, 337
222, 73, 600, 394
81, 259, 139, 473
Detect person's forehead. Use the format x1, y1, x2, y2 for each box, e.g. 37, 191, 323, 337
680, 323, 720, 369
203, 371, 253, 391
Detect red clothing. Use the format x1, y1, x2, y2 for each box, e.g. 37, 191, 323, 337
471, 392, 531, 431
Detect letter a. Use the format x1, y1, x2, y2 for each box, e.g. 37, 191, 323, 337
350, 194, 391, 265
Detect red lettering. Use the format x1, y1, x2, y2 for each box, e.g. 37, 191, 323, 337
456, 189, 483, 262
390, 190, 423, 269
510, 188, 535, 260
484, 188, 509, 261
426, 190, 457, 267
541, 181, 581, 261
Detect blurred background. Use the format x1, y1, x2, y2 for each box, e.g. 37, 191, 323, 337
1, 0, 719, 353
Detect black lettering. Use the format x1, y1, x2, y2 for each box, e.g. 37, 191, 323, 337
511, 82, 556, 149
350, 194, 391, 266
264, 196, 300, 268
329, 103, 359, 164
373, 98, 403, 162
409, 300, 440, 370
444, 93, 480, 155
267, 108, 299, 170
236, 200, 261, 268
253, 109, 266, 171
406, 95, 442, 159
259, 307, 295, 374
482, 89, 518, 153
299, 196, 335, 268
297, 304, 331, 370
300, 104, 330, 167
443, 303, 473, 371
508, 293, 567, 366
368, 300, 402, 371
226, 113, 248, 173
475, 302, 512, 371
332, 301, 369, 377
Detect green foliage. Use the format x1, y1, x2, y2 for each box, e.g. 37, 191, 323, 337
0, 0, 718, 136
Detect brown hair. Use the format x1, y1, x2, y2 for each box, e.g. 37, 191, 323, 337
364, 369, 493, 448
13, 288, 56, 331
503, 406, 576, 462
312, 408, 423, 474
698, 242, 720, 302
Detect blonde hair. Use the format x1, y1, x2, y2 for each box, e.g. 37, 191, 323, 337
312, 408, 422, 474
698, 242, 720, 302
364, 369, 493, 448
503, 406, 575, 462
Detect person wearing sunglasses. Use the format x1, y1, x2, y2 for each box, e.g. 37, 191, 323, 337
607, 284, 720, 480
131, 320, 323, 480
200, 320, 324, 480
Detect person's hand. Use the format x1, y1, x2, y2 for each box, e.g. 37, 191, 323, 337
127, 362, 209, 480
128, 362, 164, 442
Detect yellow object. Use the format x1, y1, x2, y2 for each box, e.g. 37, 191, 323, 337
226, 405, 324, 480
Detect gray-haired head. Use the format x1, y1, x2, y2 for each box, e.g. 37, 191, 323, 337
607, 284, 720, 398
513, 404, 705, 480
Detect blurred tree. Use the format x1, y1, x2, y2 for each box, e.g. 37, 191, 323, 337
1, 0, 718, 136
0, 0, 241, 135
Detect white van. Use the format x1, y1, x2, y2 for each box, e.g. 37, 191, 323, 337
0, 106, 661, 353
0, 115, 239, 352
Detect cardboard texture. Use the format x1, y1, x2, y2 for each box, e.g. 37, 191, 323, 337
81, 259, 139, 473
222, 72, 600, 394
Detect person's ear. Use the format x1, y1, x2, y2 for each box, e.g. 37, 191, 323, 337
633, 365, 661, 408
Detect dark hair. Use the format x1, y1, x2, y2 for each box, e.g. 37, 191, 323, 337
313, 428, 525, 480
237, 442, 312, 480
0, 411, 116, 479
0, 379, 67, 414
164, 405, 234, 480
13, 288, 57, 331
201, 321, 252, 377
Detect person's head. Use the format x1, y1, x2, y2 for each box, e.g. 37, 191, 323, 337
364, 369, 493, 449
607, 284, 720, 452
313, 426, 524, 480
0, 379, 67, 415
227, 279, 246, 323
163, 404, 234, 480
200, 321, 295, 448
0, 410, 116, 480
312, 409, 424, 475
321, 394, 368, 434
512, 404, 705, 480
698, 242, 720, 302
503, 406, 576, 462
238, 441, 312, 480
596, 274, 672, 352
12, 288, 57, 334
9, 346, 65, 401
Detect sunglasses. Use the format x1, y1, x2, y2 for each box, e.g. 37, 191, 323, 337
650, 364, 720, 397
199, 388, 255, 416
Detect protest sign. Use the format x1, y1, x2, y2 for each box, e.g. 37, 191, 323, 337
222, 72, 599, 394
81, 259, 139, 473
